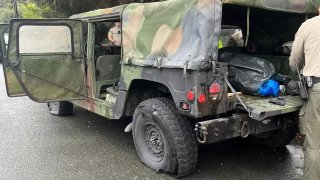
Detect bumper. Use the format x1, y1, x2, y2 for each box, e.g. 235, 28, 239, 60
195, 113, 282, 144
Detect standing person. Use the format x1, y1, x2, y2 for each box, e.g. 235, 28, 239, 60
289, 1, 320, 179
108, 22, 122, 46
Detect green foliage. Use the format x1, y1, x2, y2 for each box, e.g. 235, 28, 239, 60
30, 0, 162, 18
0, 8, 14, 23
0, 0, 163, 22
19, 3, 51, 18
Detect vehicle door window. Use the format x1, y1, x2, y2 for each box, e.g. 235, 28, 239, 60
19, 25, 72, 54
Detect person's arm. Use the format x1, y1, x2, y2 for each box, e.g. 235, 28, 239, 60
108, 29, 115, 44
289, 25, 305, 73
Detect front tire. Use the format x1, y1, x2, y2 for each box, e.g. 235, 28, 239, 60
132, 98, 198, 178
47, 101, 73, 116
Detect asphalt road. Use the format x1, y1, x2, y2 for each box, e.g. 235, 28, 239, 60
0, 64, 303, 180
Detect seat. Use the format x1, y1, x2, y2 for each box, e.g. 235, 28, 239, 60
95, 55, 121, 95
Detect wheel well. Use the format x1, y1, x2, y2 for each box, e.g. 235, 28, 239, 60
124, 80, 173, 116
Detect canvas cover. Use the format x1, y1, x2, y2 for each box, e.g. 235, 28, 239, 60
122, 0, 222, 70
223, 0, 318, 14
70, 5, 126, 19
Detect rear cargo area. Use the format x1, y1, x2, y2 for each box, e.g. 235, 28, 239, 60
219, 5, 309, 119
225, 54, 303, 120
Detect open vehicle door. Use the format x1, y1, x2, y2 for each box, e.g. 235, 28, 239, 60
6, 19, 87, 102
1, 23, 26, 97
0, 24, 8, 62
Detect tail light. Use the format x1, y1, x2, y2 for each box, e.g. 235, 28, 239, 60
187, 90, 195, 102
198, 93, 206, 104
209, 83, 221, 96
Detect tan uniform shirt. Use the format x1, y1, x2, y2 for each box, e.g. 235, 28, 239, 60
108, 27, 121, 45
289, 16, 320, 77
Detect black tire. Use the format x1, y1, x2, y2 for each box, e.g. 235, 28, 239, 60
250, 113, 298, 148
47, 101, 73, 116
132, 98, 198, 178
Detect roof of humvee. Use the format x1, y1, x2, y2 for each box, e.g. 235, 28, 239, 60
222, 0, 318, 14
69, 4, 127, 20
70, 0, 318, 20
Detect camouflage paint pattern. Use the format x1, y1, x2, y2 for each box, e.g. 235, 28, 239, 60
70, 5, 127, 19
3, 0, 306, 120
122, 0, 222, 70
70, 23, 114, 119
0, 24, 26, 97
222, 0, 318, 14
6, 19, 86, 102
0, 24, 7, 61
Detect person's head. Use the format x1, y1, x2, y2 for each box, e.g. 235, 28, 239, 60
311, 0, 320, 14
115, 22, 121, 28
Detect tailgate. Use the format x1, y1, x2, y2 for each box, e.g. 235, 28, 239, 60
238, 95, 303, 121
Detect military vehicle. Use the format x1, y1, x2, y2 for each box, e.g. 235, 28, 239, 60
0, 0, 318, 177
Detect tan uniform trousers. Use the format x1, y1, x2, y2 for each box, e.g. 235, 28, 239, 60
300, 83, 320, 180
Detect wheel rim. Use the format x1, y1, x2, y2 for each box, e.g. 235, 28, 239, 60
144, 122, 165, 161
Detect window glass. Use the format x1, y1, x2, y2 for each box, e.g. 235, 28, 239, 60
262, 0, 309, 12
4, 29, 8, 51
19, 25, 72, 54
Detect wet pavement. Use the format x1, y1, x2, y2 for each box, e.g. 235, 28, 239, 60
0, 64, 303, 180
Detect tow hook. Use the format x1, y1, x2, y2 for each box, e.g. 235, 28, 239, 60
240, 121, 250, 138
195, 123, 208, 144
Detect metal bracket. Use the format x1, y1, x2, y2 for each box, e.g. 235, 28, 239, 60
224, 76, 249, 112
127, 56, 133, 65
13, 56, 22, 67
156, 56, 163, 69
74, 57, 83, 63
212, 61, 217, 73
183, 56, 191, 78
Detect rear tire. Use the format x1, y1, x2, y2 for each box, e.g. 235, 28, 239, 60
250, 113, 298, 148
47, 101, 73, 116
132, 98, 198, 178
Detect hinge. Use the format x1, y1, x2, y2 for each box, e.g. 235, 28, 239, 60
75, 57, 83, 63
127, 56, 133, 65
183, 55, 191, 78
13, 56, 22, 67
156, 56, 163, 69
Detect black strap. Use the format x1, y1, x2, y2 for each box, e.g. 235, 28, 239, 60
312, 77, 320, 84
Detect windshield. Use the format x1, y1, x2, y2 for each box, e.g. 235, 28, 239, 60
262, 0, 309, 13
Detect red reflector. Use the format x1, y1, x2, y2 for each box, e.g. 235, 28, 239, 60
181, 102, 190, 111
187, 90, 195, 101
209, 83, 221, 95
198, 93, 206, 104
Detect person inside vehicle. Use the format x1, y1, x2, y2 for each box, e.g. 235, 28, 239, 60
107, 22, 121, 46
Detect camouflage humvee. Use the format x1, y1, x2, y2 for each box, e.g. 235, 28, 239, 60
0, 0, 318, 177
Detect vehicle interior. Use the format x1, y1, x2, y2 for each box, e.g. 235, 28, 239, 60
218, 4, 311, 115
220, 4, 311, 78
92, 20, 122, 100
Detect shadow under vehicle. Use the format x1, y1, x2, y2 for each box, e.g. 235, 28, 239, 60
0, 0, 318, 178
